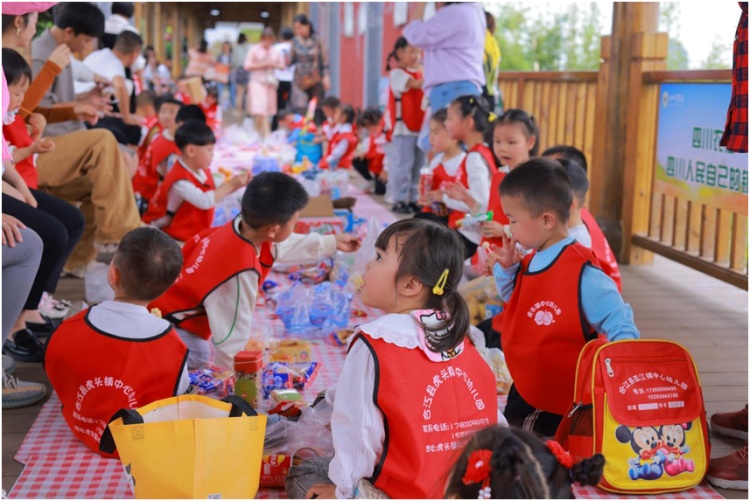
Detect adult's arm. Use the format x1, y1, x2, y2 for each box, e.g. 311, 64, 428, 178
402, 7, 460, 49
20, 60, 63, 118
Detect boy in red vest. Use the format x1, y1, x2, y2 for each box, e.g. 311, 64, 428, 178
142, 119, 250, 242
45, 227, 189, 458
149, 172, 361, 370
487, 158, 639, 437
134, 104, 205, 214
543, 145, 622, 291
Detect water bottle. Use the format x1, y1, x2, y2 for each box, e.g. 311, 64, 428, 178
309, 282, 334, 327
456, 210, 494, 233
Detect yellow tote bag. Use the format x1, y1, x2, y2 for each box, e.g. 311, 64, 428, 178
100, 394, 266, 499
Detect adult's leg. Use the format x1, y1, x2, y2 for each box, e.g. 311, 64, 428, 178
407, 136, 426, 204
2, 228, 42, 342
389, 136, 417, 205
36, 129, 141, 269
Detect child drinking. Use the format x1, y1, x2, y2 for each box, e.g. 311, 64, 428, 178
487, 158, 639, 436
444, 426, 604, 498
384, 37, 426, 214
288, 218, 498, 499
142, 119, 249, 242
319, 104, 357, 170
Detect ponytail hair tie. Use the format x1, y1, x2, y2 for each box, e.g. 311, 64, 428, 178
488, 112, 497, 123
546, 440, 574, 468
432, 268, 450, 296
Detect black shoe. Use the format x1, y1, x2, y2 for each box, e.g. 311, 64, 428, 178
408, 202, 423, 213
392, 202, 412, 214
25, 315, 60, 337
3, 329, 45, 362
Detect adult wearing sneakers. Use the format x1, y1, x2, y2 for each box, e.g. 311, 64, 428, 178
706, 405, 748, 490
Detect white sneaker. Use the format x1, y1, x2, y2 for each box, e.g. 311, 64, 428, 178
38, 293, 71, 320
2, 372, 46, 409
2, 354, 15, 375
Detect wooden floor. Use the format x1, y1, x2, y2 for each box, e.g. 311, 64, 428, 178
2, 209, 748, 497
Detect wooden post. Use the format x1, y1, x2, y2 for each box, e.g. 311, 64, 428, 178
152, 3, 164, 65
591, 3, 660, 261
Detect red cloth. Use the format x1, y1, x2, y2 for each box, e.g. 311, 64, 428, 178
448, 144, 497, 229
45, 307, 187, 458
581, 208, 622, 292
3, 113, 37, 188
364, 129, 386, 176
481, 169, 510, 250
142, 161, 216, 242
150, 222, 274, 340
133, 132, 179, 202
386, 68, 426, 138
323, 130, 358, 169
721, 2, 748, 153
497, 243, 600, 416
352, 332, 497, 499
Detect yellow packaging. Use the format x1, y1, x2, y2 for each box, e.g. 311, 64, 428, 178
268, 340, 312, 364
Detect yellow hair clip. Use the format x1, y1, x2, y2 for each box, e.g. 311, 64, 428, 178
432, 268, 450, 296
469, 96, 475, 104
488, 112, 497, 122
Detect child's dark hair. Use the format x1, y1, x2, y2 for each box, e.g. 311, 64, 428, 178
175, 119, 215, 150
135, 90, 155, 110
113, 227, 183, 301
558, 158, 588, 205
54, 2, 104, 38
155, 94, 183, 113
321, 96, 340, 110
430, 108, 448, 126
111, 2, 135, 18
495, 108, 540, 156
542, 144, 589, 172
385, 36, 410, 72
241, 172, 309, 229
114, 30, 143, 55
450, 95, 496, 144
444, 426, 605, 499
374, 219, 469, 353
175, 104, 206, 124
277, 109, 295, 122
2, 48, 32, 86
359, 107, 383, 127
339, 104, 356, 125
500, 157, 574, 224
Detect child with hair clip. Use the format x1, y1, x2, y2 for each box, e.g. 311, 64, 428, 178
319, 104, 358, 170
288, 218, 499, 500
383, 37, 426, 214
417, 108, 466, 221
353, 107, 387, 194
440, 95, 498, 258
444, 426, 605, 499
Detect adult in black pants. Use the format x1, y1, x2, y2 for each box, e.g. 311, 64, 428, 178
2, 190, 84, 362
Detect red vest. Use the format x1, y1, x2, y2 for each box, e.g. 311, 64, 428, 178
3, 114, 37, 188
134, 133, 180, 202
448, 144, 498, 229
326, 130, 358, 169
352, 331, 498, 499
365, 129, 386, 176
420, 159, 458, 217
44, 307, 187, 458
386, 68, 425, 136
149, 222, 275, 340
581, 208, 622, 292
142, 161, 216, 242
200, 101, 220, 131
498, 243, 600, 416
481, 169, 510, 249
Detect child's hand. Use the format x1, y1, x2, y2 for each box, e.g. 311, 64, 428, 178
423, 189, 443, 205
28, 113, 47, 140
31, 137, 55, 154
306, 483, 336, 499
495, 235, 524, 269
230, 171, 251, 189
335, 233, 361, 252
481, 220, 506, 238
442, 182, 473, 205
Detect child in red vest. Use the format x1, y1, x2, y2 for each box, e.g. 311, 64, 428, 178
199, 86, 220, 132
149, 172, 361, 370
319, 104, 358, 169
417, 108, 466, 221
135, 105, 206, 215
318, 95, 341, 146
384, 37, 426, 214
352, 107, 387, 195
45, 227, 189, 458
142, 119, 249, 242
444, 425, 604, 498
486, 158, 639, 437
543, 144, 623, 291
292, 219, 499, 500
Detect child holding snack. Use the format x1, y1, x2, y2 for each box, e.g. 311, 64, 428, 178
45, 227, 189, 457
444, 425, 604, 498
290, 218, 498, 499
150, 172, 361, 370
487, 158, 639, 436
142, 119, 249, 242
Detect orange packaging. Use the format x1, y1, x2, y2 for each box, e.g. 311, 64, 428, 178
259, 454, 302, 487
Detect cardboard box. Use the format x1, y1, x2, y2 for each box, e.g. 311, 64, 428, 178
300, 195, 334, 217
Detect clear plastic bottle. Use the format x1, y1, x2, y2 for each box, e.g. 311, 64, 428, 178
309, 282, 334, 327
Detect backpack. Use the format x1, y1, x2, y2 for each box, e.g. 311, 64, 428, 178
555, 339, 710, 494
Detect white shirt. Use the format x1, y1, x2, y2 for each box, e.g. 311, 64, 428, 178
273, 41, 295, 82
326, 123, 353, 165
569, 222, 593, 249
441, 151, 492, 244
104, 14, 140, 36
428, 151, 466, 177
202, 217, 338, 370
83, 48, 133, 96
327, 314, 507, 499
387, 67, 420, 137
87, 300, 190, 394
150, 159, 215, 233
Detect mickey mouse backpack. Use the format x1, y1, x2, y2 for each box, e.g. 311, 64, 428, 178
555, 339, 710, 494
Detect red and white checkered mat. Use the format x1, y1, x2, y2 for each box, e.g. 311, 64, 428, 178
572, 484, 722, 499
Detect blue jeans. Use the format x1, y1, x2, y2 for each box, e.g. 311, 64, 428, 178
418, 80, 482, 152
217, 81, 237, 109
